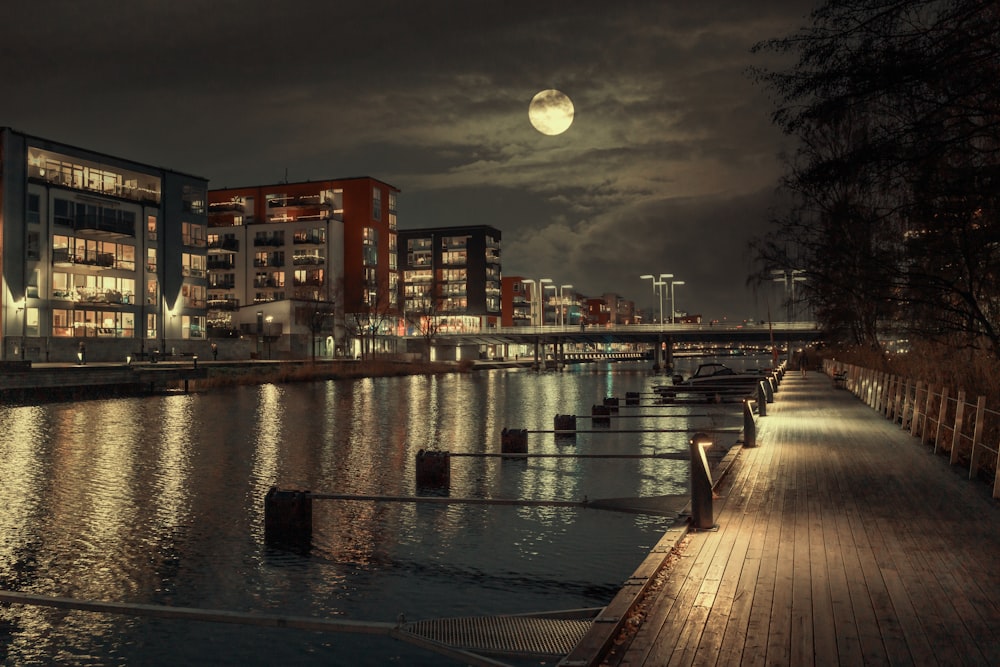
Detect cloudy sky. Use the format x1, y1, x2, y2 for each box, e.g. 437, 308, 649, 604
1, 0, 812, 322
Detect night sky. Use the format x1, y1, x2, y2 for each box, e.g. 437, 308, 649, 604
1, 0, 813, 321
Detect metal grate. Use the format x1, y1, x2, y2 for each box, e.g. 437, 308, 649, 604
400, 614, 593, 658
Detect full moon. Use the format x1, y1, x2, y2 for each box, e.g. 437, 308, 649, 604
528, 89, 574, 135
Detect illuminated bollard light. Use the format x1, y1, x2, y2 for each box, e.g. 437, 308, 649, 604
625, 391, 640, 406
743, 399, 757, 448
415, 449, 451, 489
689, 433, 715, 530
762, 378, 774, 403
591, 404, 611, 426
501, 427, 529, 454
769, 374, 777, 394
264, 487, 312, 547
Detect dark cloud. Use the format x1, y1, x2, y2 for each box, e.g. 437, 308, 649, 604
1, 0, 814, 319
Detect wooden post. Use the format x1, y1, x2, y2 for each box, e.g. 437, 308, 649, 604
900, 379, 912, 430
934, 386, 949, 455
950, 390, 967, 466
920, 384, 936, 446
591, 404, 611, 426
909, 382, 923, 437
501, 428, 528, 454
264, 487, 312, 547
883, 375, 895, 418
968, 396, 986, 480
993, 441, 1000, 500
416, 449, 451, 489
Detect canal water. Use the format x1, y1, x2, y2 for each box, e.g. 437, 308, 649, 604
0, 356, 766, 666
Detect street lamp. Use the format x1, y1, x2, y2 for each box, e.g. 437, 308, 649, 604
521, 278, 551, 327
265, 315, 273, 359
771, 270, 806, 321
639, 274, 665, 324
670, 280, 685, 323
543, 284, 557, 326
659, 274, 673, 324
559, 284, 573, 326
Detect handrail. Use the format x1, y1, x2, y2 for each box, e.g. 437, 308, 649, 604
824, 360, 1000, 499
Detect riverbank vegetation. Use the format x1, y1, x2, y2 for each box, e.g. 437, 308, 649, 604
750, 0, 999, 392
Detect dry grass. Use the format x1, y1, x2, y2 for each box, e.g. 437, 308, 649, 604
823, 339, 1000, 400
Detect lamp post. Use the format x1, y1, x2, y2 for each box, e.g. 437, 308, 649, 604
670, 280, 685, 323
543, 284, 557, 326
265, 315, 273, 359
639, 274, 665, 324
558, 284, 573, 327
659, 273, 673, 324
771, 270, 806, 321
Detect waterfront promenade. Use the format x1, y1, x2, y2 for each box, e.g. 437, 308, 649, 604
596, 371, 1000, 666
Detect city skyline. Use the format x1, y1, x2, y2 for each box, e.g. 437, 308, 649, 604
1, 0, 812, 320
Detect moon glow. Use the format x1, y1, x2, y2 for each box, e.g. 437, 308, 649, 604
528, 89, 574, 135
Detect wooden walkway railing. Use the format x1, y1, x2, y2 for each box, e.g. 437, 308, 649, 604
824, 359, 1000, 499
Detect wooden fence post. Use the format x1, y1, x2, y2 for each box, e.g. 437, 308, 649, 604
968, 396, 986, 480
950, 390, 967, 466
994, 443, 1000, 500
920, 384, 935, 445
900, 379, 913, 430
934, 387, 949, 455
909, 381, 923, 437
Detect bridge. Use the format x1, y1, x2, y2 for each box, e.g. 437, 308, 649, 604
417, 322, 822, 368
423, 321, 820, 346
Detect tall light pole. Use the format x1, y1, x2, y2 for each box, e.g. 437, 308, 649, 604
659, 273, 673, 324
543, 284, 557, 326
559, 284, 573, 326
772, 270, 806, 321
639, 274, 665, 324
671, 280, 685, 323
522, 279, 536, 326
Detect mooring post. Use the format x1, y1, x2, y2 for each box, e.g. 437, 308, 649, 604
415, 449, 451, 489
689, 432, 715, 530
625, 391, 640, 406
553, 414, 577, 444
743, 399, 757, 448
591, 404, 611, 426
603, 396, 620, 413
756, 382, 768, 417
500, 428, 528, 454
264, 487, 312, 546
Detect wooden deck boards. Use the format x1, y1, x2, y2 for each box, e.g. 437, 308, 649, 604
604, 372, 1000, 667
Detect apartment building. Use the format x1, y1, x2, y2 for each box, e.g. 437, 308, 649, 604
0, 127, 208, 363
207, 177, 398, 358
398, 225, 501, 338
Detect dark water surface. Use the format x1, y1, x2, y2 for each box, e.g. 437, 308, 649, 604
0, 358, 760, 665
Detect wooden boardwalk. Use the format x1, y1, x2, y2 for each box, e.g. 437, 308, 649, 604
598, 371, 1000, 666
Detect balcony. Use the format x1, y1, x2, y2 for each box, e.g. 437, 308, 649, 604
253, 237, 285, 247
293, 277, 324, 287
207, 298, 240, 311
253, 279, 283, 289
207, 258, 235, 271
73, 214, 135, 239
208, 237, 240, 253
53, 248, 116, 269
209, 201, 245, 213
183, 236, 207, 248
292, 255, 325, 265
293, 233, 326, 246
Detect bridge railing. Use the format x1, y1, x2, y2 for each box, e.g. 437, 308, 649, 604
422, 321, 820, 337
824, 359, 1000, 499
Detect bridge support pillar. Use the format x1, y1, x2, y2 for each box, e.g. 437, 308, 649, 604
653, 334, 662, 372
664, 335, 674, 373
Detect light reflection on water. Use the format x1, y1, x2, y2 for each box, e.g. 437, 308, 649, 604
0, 358, 761, 665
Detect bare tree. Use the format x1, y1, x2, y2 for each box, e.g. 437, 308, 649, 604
750, 0, 1000, 353
404, 285, 443, 361
293, 277, 343, 361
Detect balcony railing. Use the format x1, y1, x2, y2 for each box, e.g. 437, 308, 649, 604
73, 214, 136, 238
207, 298, 240, 311
208, 237, 240, 253
292, 255, 325, 265
52, 248, 116, 268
